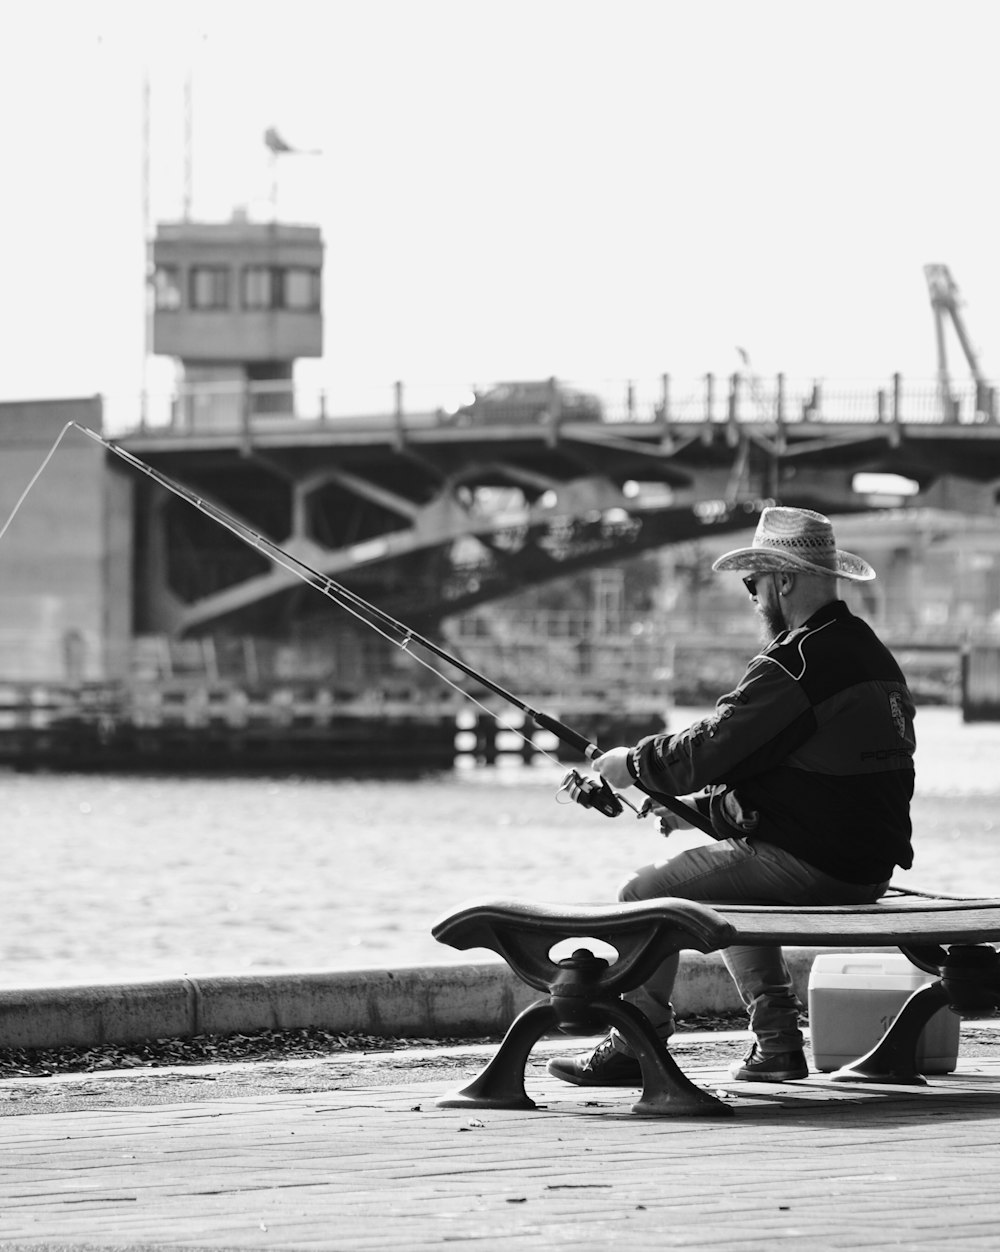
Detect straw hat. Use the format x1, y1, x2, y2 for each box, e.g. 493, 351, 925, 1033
711, 507, 876, 582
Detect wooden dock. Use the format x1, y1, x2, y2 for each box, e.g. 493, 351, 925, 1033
0, 680, 666, 772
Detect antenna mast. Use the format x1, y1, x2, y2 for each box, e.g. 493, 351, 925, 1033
183, 71, 193, 220
140, 72, 152, 427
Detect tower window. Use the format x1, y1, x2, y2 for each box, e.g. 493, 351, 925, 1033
190, 266, 230, 310
152, 265, 182, 310
282, 267, 321, 311
242, 266, 277, 309
240, 266, 320, 311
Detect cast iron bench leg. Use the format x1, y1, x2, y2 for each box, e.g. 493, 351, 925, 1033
831, 980, 950, 1084
599, 998, 732, 1118
832, 944, 1000, 1084
436, 1001, 559, 1111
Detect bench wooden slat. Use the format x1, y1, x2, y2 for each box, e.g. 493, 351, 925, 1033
718, 898, 1000, 913
713, 899, 1000, 947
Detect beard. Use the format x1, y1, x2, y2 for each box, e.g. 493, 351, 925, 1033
756, 599, 788, 645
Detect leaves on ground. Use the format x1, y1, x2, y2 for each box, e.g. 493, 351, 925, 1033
0, 1028, 498, 1079
0, 1012, 780, 1081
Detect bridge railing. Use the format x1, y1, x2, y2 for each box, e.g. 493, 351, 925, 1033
113, 373, 998, 438
601, 375, 996, 427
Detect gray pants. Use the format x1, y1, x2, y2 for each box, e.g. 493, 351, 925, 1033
617, 838, 888, 1055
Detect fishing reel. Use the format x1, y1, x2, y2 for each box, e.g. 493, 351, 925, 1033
556, 769, 626, 818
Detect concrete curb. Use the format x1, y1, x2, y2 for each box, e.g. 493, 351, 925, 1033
0, 948, 869, 1051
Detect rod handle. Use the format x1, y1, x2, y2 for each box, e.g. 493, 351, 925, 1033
531, 711, 597, 759
532, 710, 716, 838
637, 787, 717, 839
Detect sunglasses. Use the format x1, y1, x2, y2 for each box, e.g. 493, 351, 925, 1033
743, 574, 764, 598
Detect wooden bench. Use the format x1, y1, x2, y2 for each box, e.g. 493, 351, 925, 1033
430, 893, 1000, 1117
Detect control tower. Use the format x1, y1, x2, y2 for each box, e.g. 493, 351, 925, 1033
150, 214, 324, 427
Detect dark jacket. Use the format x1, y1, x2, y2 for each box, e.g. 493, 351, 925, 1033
627, 600, 915, 884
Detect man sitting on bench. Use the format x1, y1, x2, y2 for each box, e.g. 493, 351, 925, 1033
547, 507, 917, 1086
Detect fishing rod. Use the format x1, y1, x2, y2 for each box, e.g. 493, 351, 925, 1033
42, 422, 713, 834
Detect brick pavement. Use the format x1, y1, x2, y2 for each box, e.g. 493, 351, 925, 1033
2, 1040, 1000, 1251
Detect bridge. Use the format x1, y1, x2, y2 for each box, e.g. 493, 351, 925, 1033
119, 372, 1000, 645
1, 380, 996, 764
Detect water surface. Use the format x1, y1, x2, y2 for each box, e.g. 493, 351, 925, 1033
1, 706, 996, 988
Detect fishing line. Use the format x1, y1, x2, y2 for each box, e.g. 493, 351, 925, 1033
0, 421, 77, 543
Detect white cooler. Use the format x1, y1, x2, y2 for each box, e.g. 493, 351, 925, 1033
807, 952, 960, 1073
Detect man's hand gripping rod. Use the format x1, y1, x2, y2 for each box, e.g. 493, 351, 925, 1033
540, 713, 714, 836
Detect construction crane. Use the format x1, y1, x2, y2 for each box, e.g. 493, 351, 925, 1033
923, 263, 994, 422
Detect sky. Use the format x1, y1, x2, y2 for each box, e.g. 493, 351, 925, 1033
2, 0, 998, 429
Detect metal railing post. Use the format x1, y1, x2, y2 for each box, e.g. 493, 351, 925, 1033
546, 376, 562, 446
659, 373, 673, 449
775, 373, 786, 451
727, 372, 740, 446
393, 380, 405, 448
890, 373, 902, 447
702, 373, 715, 444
